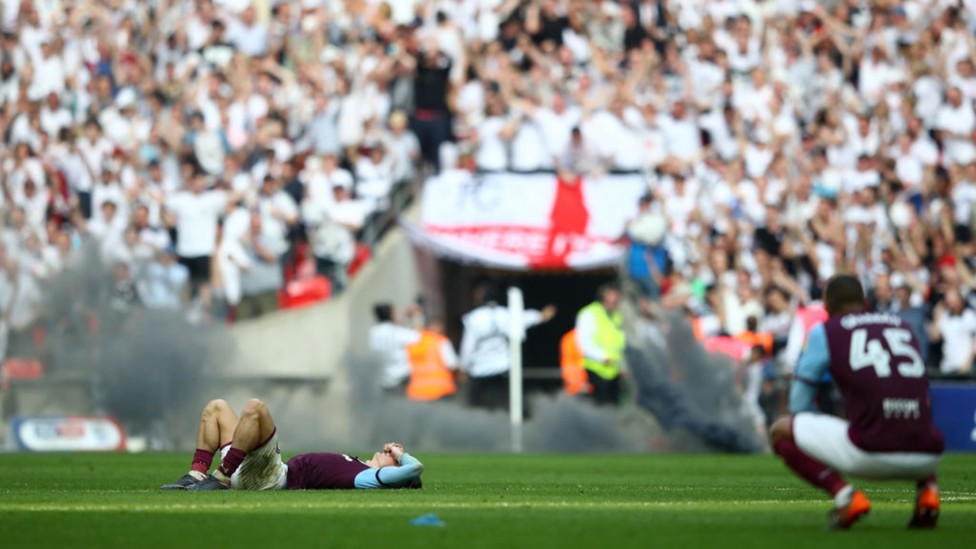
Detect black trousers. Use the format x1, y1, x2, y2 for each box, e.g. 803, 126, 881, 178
587, 371, 621, 406
468, 373, 509, 411
409, 112, 452, 170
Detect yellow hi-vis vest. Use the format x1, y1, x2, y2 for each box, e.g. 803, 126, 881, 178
578, 302, 625, 380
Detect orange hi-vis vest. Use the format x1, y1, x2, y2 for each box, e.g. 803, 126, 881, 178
406, 331, 457, 401
736, 330, 773, 356
560, 330, 590, 395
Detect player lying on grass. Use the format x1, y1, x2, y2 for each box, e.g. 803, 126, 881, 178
161, 398, 423, 491
769, 274, 943, 530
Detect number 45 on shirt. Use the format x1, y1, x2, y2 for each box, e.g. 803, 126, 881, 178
849, 328, 925, 378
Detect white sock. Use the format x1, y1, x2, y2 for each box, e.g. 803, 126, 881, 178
188, 471, 207, 481
834, 485, 854, 507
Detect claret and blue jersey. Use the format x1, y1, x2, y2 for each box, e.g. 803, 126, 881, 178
790, 311, 944, 454
285, 452, 424, 490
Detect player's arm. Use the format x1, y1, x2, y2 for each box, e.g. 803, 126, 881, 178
354, 451, 424, 489
788, 324, 831, 414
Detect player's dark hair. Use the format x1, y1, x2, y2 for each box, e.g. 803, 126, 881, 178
824, 274, 865, 314
373, 303, 393, 322
404, 477, 423, 490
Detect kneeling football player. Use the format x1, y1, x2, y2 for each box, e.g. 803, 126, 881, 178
769, 274, 943, 530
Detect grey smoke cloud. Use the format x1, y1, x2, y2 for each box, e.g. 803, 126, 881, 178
338, 312, 758, 454
39, 245, 224, 437
35, 248, 757, 454
626, 313, 760, 453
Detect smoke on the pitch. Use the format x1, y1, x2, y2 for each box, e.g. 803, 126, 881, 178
626, 312, 760, 453
330, 312, 754, 454
38, 245, 225, 441
34, 246, 756, 454
311, 351, 647, 454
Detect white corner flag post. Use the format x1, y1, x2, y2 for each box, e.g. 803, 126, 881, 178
507, 286, 525, 454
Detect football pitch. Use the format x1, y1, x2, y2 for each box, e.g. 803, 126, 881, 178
1, 453, 974, 548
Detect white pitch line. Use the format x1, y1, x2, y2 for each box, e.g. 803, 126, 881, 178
1, 498, 974, 513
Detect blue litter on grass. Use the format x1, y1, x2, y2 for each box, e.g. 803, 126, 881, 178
410, 514, 445, 527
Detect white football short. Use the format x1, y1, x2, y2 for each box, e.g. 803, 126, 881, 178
793, 413, 941, 480
220, 431, 289, 490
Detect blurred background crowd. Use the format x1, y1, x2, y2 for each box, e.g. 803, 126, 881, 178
0, 0, 974, 404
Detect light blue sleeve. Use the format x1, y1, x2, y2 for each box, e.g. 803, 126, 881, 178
353, 453, 424, 489
788, 324, 831, 414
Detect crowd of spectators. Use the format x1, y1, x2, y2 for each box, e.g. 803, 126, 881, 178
1, 0, 975, 383
609, 0, 976, 379
0, 0, 439, 362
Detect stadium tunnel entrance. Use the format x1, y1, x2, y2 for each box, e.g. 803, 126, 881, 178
418, 252, 616, 392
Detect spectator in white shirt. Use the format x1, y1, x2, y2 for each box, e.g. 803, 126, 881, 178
660, 100, 702, 166
930, 289, 976, 374
369, 302, 422, 395
307, 212, 355, 296
236, 213, 286, 321
86, 200, 126, 245
39, 92, 71, 138
139, 247, 190, 310
165, 171, 230, 304
14, 177, 49, 235
474, 98, 518, 171
936, 86, 976, 167
0, 255, 43, 360
326, 181, 372, 233
384, 110, 420, 183
304, 152, 353, 216
254, 175, 298, 250
76, 120, 114, 218
29, 38, 65, 101
92, 163, 128, 223
354, 144, 397, 212
508, 97, 551, 171
950, 58, 976, 103
228, 6, 269, 58
460, 283, 555, 411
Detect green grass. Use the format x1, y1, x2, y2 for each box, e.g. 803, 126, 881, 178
0, 453, 974, 548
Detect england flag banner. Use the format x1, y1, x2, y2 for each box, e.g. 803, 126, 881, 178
403, 171, 648, 270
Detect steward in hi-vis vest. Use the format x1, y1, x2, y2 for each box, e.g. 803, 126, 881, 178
559, 330, 590, 395
575, 284, 626, 406
405, 322, 459, 401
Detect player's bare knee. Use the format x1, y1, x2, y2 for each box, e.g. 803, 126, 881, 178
240, 398, 267, 420
204, 399, 230, 417
769, 416, 792, 443
243, 398, 266, 411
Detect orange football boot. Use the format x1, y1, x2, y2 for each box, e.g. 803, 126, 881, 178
827, 489, 871, 530
908, 485, 939, 529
